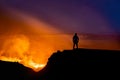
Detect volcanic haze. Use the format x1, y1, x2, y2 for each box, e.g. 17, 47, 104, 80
0, 7, 71, 71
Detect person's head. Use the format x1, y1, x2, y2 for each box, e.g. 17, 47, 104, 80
75, 33, 77, 36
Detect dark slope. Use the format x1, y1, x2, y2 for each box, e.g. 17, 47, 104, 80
0, 48, 120, 80
0, 60, 36, 80
37, 48, 120, 80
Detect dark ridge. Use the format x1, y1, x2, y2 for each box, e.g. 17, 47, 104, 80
36, 48, 120, 80
0, 60, 36, 80
1, 48, 120, 80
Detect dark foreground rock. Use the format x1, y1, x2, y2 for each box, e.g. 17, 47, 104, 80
37, 48, 120, 80
1, 48, 120, 80
0, 60, 36, 80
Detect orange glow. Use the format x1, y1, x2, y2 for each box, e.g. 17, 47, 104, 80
0, 8, 120, 72
0, 8, 71, 72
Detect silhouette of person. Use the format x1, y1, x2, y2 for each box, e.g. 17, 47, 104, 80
73, 33, 79, 49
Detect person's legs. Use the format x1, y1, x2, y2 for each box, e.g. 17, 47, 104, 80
76, 43, 78, 49
73, 43, 75, 49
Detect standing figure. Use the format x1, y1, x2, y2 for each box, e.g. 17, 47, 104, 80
73, 33, 79, 49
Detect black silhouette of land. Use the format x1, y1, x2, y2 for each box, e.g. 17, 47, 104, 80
0, 60, 36, 80
0, 48, 120, 80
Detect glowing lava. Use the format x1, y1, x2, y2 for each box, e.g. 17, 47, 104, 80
1, 6, 119, 72
0, 8, 71, 72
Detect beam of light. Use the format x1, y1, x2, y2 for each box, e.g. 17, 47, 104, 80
0, 8, 72, 72
0, 6, 120, 72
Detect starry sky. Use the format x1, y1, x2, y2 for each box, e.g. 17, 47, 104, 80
1, 0, 120, 34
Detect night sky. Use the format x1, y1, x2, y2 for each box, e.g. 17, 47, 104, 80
1, 0, 120, 34
0, 0, 120, 71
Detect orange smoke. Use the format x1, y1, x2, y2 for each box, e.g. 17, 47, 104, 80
1, 35, 29, 58
0, 8, 72, 72
1, 7, 119, 72
0, 34, 46, 71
